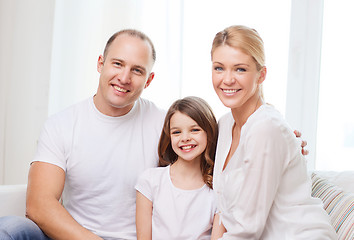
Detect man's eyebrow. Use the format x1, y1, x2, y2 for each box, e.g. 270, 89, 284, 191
111, 58, 124, 63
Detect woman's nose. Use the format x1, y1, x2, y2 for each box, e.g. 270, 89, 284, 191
223, 71, 235, 85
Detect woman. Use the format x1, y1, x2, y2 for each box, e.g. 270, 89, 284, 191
211, 25, 336, 239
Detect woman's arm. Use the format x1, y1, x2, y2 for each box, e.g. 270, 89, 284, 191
136, 191, 153, 240
211, 213, 226, 240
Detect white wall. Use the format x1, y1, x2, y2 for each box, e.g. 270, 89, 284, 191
0, 0, 332, 184
0, 0, 55, 184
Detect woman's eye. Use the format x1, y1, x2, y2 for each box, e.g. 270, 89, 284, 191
214, 66, 223, 71
236, 68, 246, 72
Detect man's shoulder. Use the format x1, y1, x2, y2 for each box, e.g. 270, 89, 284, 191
45, 98, 91, 128
136, 98, 166, 119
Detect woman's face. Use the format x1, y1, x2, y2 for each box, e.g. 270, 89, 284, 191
211, 45, 265, 110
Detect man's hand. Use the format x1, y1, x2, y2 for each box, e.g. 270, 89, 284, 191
294, 130, 309, 156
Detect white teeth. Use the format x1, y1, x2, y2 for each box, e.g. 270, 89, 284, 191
113, 85, 128, 93
223, 89, 238, 93
181, 145, 194, 150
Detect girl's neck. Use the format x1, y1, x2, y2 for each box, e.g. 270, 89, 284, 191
170, 158, 204, 190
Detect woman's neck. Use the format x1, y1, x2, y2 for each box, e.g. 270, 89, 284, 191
231, 94, 263, 130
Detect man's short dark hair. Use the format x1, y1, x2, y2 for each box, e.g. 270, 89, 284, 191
103, 29, 156, 62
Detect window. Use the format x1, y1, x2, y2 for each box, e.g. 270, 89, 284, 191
316, 0, 354, 170
142, 0, 292, 120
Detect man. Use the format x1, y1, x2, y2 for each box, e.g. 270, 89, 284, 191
0, 29, 166, 239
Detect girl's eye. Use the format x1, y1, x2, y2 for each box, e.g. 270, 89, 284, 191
191, 128, 201, 132
171, 130, 181, 135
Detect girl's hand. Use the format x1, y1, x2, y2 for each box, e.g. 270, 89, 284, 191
211, 213, 226, 240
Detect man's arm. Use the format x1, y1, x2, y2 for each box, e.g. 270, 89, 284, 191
294, 130, 309, 155
26, 162, 103, 240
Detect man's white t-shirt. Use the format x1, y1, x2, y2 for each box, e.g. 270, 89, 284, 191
32, 97, 166, 239
135, 165, 217, 240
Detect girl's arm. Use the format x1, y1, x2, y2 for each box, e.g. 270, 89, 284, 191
136, 191, 153, 240
211, 213, 226, 240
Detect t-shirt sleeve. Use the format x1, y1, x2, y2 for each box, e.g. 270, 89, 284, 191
135, 168, 155, 201
32, 115, 68, 171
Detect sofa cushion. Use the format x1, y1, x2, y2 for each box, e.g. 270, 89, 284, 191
311, 172, 354, 240
0, 184, 27, 217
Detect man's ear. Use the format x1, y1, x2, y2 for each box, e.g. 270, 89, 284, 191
97, 55, 104, 73
258, 66, 267, 84
144, 72, 155, 89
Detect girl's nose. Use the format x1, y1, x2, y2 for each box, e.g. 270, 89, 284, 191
181, 132, 191, 142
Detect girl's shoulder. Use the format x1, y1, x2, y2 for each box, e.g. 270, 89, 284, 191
139, 166, 169, 181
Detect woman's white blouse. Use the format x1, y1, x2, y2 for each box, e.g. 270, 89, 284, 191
213, 104, 336, 240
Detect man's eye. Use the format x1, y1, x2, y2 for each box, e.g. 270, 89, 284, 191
114, 62, 122, 67
133, 68, 143, 75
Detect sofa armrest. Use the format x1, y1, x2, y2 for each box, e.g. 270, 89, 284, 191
0, 184, 27, 217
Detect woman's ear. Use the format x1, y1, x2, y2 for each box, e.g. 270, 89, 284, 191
258, 66, 267, 84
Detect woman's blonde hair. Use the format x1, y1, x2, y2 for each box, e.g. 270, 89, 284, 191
211, 25, 265, 70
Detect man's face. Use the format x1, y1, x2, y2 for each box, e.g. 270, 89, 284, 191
95, 34, 155, 116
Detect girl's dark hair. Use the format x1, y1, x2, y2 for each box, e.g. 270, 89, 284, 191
158, 96, 218, 189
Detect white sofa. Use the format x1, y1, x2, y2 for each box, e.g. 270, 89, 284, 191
0, 184, 27, 217
0, 172, 353, 239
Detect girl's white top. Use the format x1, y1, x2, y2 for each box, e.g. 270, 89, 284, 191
135, 165, 217, 240
213, 104, 336, 240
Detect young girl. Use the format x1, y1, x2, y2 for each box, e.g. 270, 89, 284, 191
135, 96, 224, 240
211, 25, 336, 239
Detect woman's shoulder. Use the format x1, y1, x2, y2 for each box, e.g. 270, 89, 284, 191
246, 104, 294, 139
218, 112, 234, 129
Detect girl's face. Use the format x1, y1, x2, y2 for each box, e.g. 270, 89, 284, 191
169, 111, 207, 163
212, 45, 265, 110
